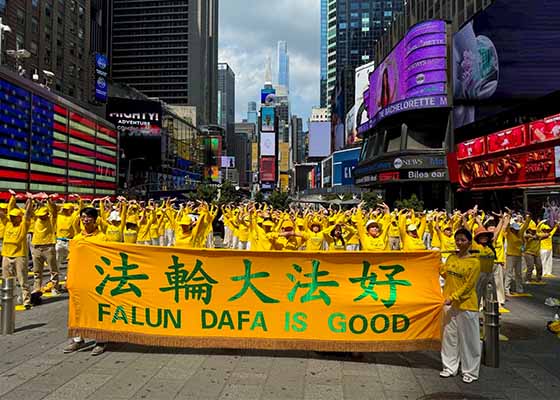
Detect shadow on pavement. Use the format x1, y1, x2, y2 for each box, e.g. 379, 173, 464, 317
14, 323, 47, 333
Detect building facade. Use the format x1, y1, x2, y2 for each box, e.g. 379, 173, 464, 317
110, 0, 218, 125
277, 40, 289, 92
217, 62, 235, 150
320, 0, 328, 108
247, 101, 257, 124
327, 0, 404, 115
0, 0, 111, 111
290, 115, 305, 165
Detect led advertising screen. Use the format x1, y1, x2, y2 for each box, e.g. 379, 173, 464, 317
308, 121, 331, 158
360, 20, 449, 134
94, 53, 108, 103
261, 88, 276, 105
260, 157, 276, 182
107, 97, 162, 136
260, 132, 276, 156
453, 0, 560, 129
220, 156, 236, 168
353, 60, 376, 143
261, 106, 275, 132
0, 76, 117, 198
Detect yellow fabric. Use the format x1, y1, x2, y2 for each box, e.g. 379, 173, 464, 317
1, 218, 30, 257
539, 226, 557, 251
123, 228, 139, 244
56, 213, 78, 239
73, 230, 107, 243
505, 219, 530, 256
437, 231, 456, 254
494, 230, 505, 264
471, 242, 495, 273
440, 254, 480, 311
105, 224, 124, 242
524, 235, 541, 256
67, 242, 444, 352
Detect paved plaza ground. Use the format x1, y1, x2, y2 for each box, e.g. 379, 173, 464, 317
1, 261, 559, 400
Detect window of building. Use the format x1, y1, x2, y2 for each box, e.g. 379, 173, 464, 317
32, 17, 39, 33
16, 9, 25, 25
32, 0, 39, 8
30, 41, 38, 55
0, 0, 5, 13
16, 33, 24, 50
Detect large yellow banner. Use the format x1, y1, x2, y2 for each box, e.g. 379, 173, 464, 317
68, 241, 444, 352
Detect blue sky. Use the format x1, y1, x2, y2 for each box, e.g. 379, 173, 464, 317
218, 0, 320, 125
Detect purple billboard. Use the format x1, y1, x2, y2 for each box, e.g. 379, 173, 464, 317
359, 20, 450, 134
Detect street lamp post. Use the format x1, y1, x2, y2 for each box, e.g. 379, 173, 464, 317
0, 17, 13, 66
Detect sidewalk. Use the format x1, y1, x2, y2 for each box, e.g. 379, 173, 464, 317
0, 262, 559, 400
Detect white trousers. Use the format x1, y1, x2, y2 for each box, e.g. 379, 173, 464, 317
541, 249, 553, 276
441, 306, 481, 380
494, 263, 506, 306
346, 244, 360, 251
55, 239, 69, 270
164, 228, 175, 247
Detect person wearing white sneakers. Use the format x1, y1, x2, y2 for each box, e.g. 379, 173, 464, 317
440, 228, 481, 384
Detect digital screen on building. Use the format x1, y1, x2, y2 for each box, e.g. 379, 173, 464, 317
260, 132, 276, 156
107, 97, 162, 167
359, 20, 449, 133
308, 121, 331, 158
261, 107, 275, 132
453, 0, 560, 129
94, 53, 109, 103
260, 157, 276, 182
0, 77, 117, 198
261, 88, 276, 105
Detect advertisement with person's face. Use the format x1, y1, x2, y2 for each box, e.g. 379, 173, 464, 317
453, 0, 560, 129
360, 20, 449, 133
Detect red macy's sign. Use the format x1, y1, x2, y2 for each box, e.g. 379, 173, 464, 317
458, 149, 555, 189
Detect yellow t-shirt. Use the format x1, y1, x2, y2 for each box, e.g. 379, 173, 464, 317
123, 228, 138, 244
1, 219, 30, 257
105, 224, 124, 242
494, 230, 505, 264
56, 214, 77, 239
32, 217, 57, 245
73, 230, 107, 243
0, 216, 8, 239
472, 242, 495, 273
505, 229, 524, 257
524, 235, 541, 256
540, 226, 557, 251
437, 231, 456, 254
441, 254, 480, 311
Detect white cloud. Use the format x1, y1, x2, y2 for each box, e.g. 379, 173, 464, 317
219, 0, 320, 125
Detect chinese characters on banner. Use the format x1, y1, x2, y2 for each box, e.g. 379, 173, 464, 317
67, 242, 444, 352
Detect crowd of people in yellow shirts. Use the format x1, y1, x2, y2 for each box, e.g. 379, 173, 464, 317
0, 191, 557, 365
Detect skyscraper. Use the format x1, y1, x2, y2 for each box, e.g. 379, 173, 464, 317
277, 41, 289, 92
327, 0, 403, 114
110, 0, 218, 125
247, 101, 258, 125
217, 63, 235, 150
320, 0, 328, 108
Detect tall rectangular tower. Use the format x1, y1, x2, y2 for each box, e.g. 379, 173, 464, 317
277, 40, 289, 92
217, 62, 235, 151
110, 0, 218, 125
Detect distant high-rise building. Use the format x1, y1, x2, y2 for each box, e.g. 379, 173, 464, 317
0, 0, 111, 109
320, 0, 328, 108
291, 115, 305, 165
218, 63, 235, 150
327, 0, 404, 114
110, 0, 218, 125
277, 40, 289, 92
247, 101, 258, 125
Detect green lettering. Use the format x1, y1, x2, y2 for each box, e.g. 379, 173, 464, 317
292, 312, 307, 332
328, 312, 346, 333
131, 306, 144, 326
284, 312, 290, 332
112, 305, 128, 324
146, 307, 162, 328
392, 314, 410, 333
98, 303, 110, 322
349, 314, 368, 334
218, 310, 235, 330
163, 309, 181, 329
201, 309, 217, 329
238, 310, 251, 330
250, 311, 267, 331
371, 314, 390, 334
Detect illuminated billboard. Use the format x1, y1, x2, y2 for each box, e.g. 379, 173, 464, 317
453, 0, 560, 129
0, 76, 117, 198
260, 157, 276, 182
359, 20, 449, 134
308, 121, 331, 158
261, 107, 275, 132
260, 132, 276, 157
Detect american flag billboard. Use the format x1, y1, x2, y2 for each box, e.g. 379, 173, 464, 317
0, 75, 117, 200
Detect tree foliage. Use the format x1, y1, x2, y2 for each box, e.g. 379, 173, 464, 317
361, 191, 383, 210
266, 190, 292, 210
394, 194, 424, 212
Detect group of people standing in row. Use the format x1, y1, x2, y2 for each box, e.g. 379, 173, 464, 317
0, 191, 556, 371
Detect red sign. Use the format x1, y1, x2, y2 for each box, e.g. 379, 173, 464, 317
457, 137, 485, 160
487, 125, 526, 154
260, 157, 276, 182
379, 171, 400, 182
529, 113, 560, 144
458, 148, 555, 189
